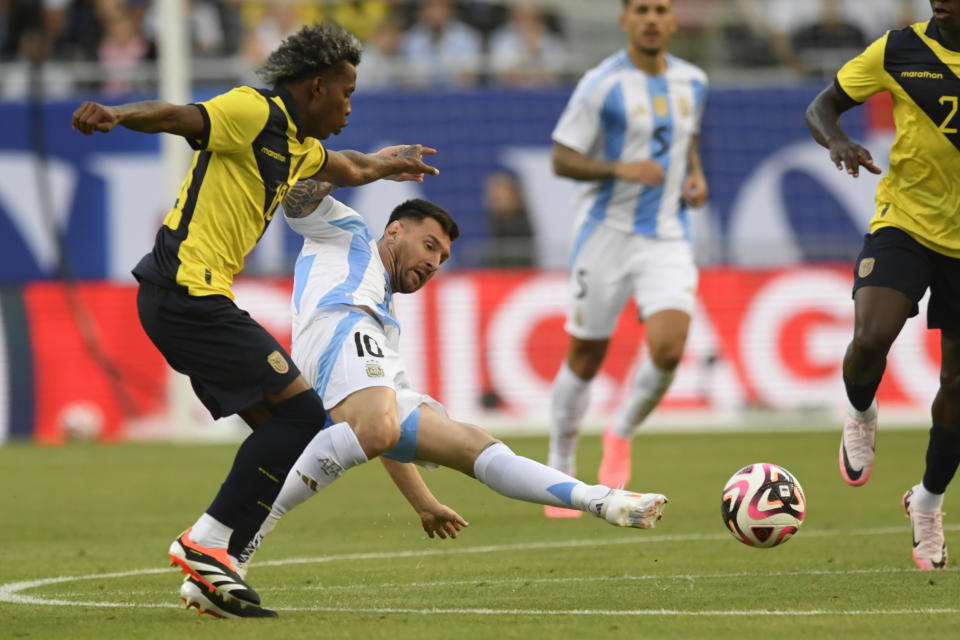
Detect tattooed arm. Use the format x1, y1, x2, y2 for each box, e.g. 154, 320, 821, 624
282, 179, 337, 219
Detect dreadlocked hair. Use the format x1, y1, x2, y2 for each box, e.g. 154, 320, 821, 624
257, 22, 362, 86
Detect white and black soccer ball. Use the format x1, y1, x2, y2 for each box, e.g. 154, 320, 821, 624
721, 463, 806, 548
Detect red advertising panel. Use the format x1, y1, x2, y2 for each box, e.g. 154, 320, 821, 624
20, 268, 940, 442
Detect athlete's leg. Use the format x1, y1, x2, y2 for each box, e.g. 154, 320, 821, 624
609, 309, 688, 439
837, 286, 914, 486
600, 309, 689, 488
415, 406, 666, 528
843, 286, 913, 408
549, 337, 608, 474
269, 386, 398, 515
196, 377, 325, 557
916, 330, 960, 507
233, 386, 398, 572
549, 222, 630, 487
905, 331, 960, 570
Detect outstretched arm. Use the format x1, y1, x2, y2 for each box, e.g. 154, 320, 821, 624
72, 101, 204, 138
551, 142, 664, 187
380, 458, 468, 540
805, 85, 882, 178
314, 144, 439, 187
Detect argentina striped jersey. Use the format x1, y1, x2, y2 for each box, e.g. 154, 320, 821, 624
286, 197, 398, 338
552, 50, 708, 240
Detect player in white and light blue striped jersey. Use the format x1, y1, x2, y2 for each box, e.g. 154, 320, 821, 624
226, 167, 669, 587
546, 0, 709, 515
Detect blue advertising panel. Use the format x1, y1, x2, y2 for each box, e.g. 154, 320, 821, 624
0, 83, 878, 283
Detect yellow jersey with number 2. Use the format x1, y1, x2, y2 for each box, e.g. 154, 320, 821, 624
835, 20, 960, 258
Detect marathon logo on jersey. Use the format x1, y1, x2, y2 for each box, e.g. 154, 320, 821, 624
365, 362, 384, 378
899, 70, 944, 80
267, 350, 289, 374
259, 146, 288, 163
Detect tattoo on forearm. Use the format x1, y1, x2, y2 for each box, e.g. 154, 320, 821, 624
282, 179, 337, 218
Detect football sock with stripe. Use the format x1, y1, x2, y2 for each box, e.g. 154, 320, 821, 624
473, 442, 609, 510
206, 390, 325, 554
234, 421, 367, 572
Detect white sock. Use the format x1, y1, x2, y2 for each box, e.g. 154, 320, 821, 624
473, 442, 609, 511
235, 422, 367, 574
548, 362, 591, 474
189, 512, 232, 549
273, 421, 367, 515
611, 359, 675, 440
913, 482, 945, 511
848, 398, 878, 421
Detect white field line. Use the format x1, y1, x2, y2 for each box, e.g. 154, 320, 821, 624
2, 525, 959, 616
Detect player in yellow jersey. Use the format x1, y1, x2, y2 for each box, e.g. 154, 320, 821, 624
72, 22, 439, 616
806, 0, 960, 571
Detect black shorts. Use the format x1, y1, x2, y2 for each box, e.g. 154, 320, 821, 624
852, 226, 960, 332
136, 279, 301, 419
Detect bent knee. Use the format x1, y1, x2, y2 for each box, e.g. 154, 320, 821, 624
649, 346, 683, 371
352, 413, 401, 457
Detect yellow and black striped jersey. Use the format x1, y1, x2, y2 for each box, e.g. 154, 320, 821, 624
835, 20, 960, 258
133, 86, 328, 298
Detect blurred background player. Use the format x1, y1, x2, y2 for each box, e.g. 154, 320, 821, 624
179, 176, 669, 616
544, 0, 708, 516
72, 21, 440, 616
805, 0, 960, 570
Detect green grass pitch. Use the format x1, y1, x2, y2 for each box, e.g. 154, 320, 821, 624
1, 429, 957, 639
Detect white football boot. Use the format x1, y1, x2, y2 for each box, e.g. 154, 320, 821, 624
585, 489, 667, 529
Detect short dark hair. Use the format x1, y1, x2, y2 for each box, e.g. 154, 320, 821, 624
387, 199, 460, 242
258, 22, 362, 86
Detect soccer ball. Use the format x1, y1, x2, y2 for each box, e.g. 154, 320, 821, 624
721, 463, 806, 548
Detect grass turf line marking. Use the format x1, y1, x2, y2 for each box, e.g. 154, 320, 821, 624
40, 566, 960, 598
2, 525, 958, 614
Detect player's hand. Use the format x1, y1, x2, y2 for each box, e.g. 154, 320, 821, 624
377, 144, 440, 183
72, 102, 120, 136
614, 160, 665, 187
418, 503, 468, 540
682, 172, 708, 207
828, 139, 882, 178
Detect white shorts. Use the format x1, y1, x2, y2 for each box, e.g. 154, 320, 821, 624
565, 222, 698, 339
292, 308, 445, 463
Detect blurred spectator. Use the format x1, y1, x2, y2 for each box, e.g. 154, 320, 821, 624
357, 15, 405, 88
790, 0, 868, 76
98, 3, 151, 96
1, 26, 75, 99
488, 1, 566, 87
189, 0, 228, 57
480, 169, 535, 268
329, 0, 390, 42
733, 0, 910, 75
400, 0, 482, 86
240, 0, 313, 71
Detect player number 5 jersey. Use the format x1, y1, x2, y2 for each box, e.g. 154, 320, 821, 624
552, 50, 707, 240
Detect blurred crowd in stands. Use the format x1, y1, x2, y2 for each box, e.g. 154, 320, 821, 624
0, 0, 939, 268
0, 0, 940, 100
